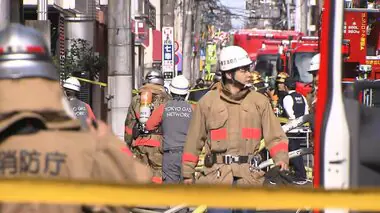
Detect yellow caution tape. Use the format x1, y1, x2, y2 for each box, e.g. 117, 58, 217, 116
73, 77, 108, 87
278, 117, 289, 123
192, 205, 208, 213
188, 100, 198, 105
259, 139, 265, 151
306, 166, 313, 180
1, 178, 380, 210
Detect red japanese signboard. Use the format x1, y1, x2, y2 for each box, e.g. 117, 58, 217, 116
131, 19, 150, 48
344, 11, 367, 64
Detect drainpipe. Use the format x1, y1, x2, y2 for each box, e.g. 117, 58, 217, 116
37, 0, 48, 20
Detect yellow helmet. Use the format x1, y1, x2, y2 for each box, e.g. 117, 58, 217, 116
252, 71, 263, 84
276, 72, 289, 83
204, 73, 215, 82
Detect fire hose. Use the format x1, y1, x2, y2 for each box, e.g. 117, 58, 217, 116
254, 114, 314, 170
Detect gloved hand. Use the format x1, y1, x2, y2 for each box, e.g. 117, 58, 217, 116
183, 178, 193, 184
263, 166, 293, 186
276, 161, 289, 170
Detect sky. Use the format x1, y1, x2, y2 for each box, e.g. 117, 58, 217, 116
219, 0, 245, 29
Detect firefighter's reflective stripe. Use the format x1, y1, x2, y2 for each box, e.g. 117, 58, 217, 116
121, 147, 133, 156
133, 112, 140, 119
125, 127, 133, 135
146, 104, 165, 131
269, 141, 288, 157
134, 138, 161, 147
85, 103, 96, 120
210, 128, 262, 141
183, 153, 199, 163
152, 176, 163, 184
241, 128, 262, 140
210, 128, 228, 140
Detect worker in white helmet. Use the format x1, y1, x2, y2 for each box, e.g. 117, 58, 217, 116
145, 75, 194, 184
307, 53, 320, 111
63, 77, 96, 128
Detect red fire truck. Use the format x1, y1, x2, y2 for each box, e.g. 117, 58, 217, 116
342, 8, 380, 81
233, 29, 303, 61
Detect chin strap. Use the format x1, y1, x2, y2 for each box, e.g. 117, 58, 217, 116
231, 72, 252, 89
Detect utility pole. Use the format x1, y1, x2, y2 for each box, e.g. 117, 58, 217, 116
286, 0, 292, 30
10, 0, 23, 24
37, 0, 48, 20
295, 0, 302, 32
107, 0, 133, 139
301, 0, 308, 34
26, 0, 50, 51
162, 0, 175, 38
192, 1, 202, 81
0, 0, 10, 30
162, 0, 175, 85
182, 0, 193, 82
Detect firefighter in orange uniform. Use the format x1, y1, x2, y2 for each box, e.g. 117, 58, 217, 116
182, 46, 289, 213
124, 70, 171, 183
0, 24, 152, 213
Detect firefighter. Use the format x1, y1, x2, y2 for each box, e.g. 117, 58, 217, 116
282, 78, 309, 181
0, 24, 152, 213
251, 71, 270, 95
145, 75, 193, 183
188, 71, 223, 103
307, 53, 320, 110
193, 78, 206, 89
124, 70, 170, 183
210, 70, 222, 89
182, 46, 289, 198
276, 72, 290, 100
282, 78, 309, 120
273, 72, 290, 117
62, 76, 96, 129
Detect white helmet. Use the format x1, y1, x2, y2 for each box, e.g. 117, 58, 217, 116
219, 46, 252, 71
308, 53, 320, 73
63, 77, 81, 92
169, 75, 189, 95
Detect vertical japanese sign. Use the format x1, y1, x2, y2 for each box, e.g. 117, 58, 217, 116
206, 44, 217, 65
162, 27, 175, 80
205, 44, 217, 74
343, 11, 367, 64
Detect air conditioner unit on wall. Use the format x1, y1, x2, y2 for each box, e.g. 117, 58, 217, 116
135, 0, 149, 19
134, 0, 156, 29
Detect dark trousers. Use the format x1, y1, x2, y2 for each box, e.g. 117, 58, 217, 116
163, 150, 189, 213
289, 138, 306, 179
163, 150, 183, 183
